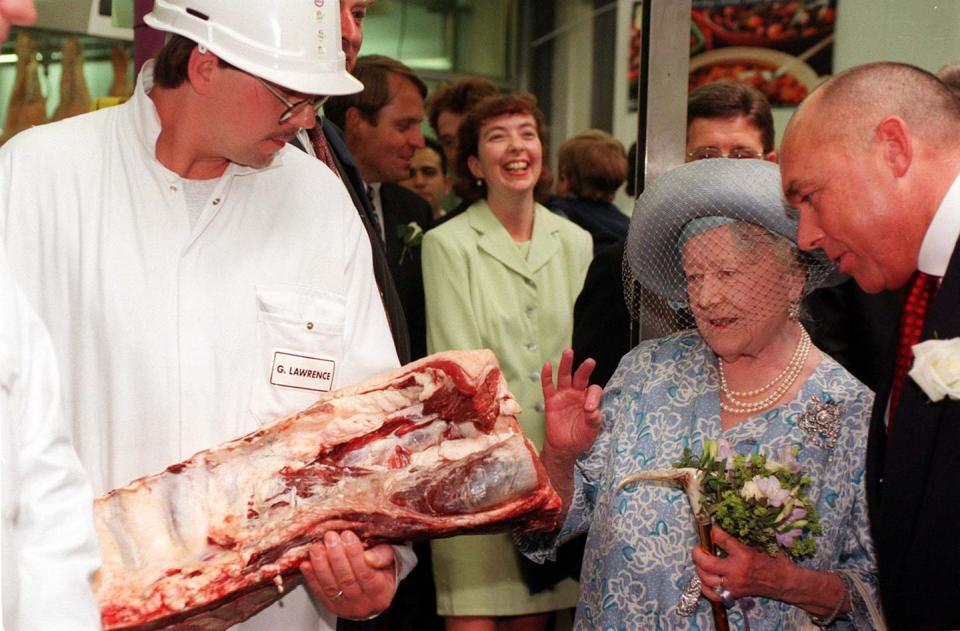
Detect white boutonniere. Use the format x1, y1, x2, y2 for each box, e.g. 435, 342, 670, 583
909, 338, 960, 402
396, 221, 424, 265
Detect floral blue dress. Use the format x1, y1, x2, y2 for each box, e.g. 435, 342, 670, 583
519, 331, 879, 630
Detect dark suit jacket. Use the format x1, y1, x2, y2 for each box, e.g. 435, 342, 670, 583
573, 240, 632, 387
805, 278, 905, 392
294, 119, 413, 364
378, 183, 432, 360
866, 244, 960, 630
547, 195, 629, 256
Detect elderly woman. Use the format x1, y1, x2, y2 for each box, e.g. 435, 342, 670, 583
422, 93, 592, 630
520, 159, 881, 630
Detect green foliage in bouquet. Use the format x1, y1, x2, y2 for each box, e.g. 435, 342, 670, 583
675, 438, 821, 560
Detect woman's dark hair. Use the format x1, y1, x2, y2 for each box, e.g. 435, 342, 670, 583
454, 92, 551, 203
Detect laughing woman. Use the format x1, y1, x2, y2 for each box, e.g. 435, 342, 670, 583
422, 93, 592, 631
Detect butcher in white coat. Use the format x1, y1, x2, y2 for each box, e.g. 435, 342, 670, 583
0, 0, 412, 628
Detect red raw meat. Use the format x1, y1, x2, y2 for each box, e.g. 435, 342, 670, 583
93, 349, 561, 630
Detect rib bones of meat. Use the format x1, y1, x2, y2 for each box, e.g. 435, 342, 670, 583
94, 349, 561, 630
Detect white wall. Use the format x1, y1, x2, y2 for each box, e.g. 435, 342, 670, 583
546, 0, 597, 186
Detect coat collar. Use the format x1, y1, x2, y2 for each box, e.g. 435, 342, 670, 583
467, 200, 561, 279
132, 60, 282, 181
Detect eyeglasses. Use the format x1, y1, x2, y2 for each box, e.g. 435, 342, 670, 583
686, 147, 763, 161
253, 75, 327, 125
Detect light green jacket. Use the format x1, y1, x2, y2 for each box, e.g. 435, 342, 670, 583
422, 200, 593, 447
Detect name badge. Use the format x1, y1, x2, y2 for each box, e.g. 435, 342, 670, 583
270, 351, 336, 392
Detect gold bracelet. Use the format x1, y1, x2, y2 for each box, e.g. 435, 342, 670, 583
809, 581, 848, 627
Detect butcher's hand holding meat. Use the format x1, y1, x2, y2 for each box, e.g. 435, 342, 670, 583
299, 530, 398, 621
94, 349, 563, 630
539, 349, 604, 516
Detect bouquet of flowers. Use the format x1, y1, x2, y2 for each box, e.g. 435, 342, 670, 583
674, 438, 821, 559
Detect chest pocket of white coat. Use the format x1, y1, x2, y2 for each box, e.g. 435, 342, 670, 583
250, 284, 345, 424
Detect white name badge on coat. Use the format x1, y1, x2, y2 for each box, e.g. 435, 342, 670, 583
270, 351, 336, 392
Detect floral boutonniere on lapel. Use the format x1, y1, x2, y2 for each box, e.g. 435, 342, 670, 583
909, 338, 960, 402
396, 221, 424, 265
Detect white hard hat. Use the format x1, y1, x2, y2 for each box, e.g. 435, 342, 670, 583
144, 0, 362, 96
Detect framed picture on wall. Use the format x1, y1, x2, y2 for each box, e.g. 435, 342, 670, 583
627, 1, 642, 113
689, 0, 837, 106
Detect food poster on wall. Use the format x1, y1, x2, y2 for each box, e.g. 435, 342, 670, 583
690, 0, 837, 106
627, 1, 642, 112
628, 1, 837, 111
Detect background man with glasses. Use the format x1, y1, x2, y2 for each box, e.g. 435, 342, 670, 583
0, 0, 411, 628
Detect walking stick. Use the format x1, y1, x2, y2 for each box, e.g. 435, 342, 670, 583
620, 468, 730, 631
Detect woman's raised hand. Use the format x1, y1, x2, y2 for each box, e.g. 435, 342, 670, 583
541, 348, 603, 460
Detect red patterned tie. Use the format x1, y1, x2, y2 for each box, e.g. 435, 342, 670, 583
889, 271, 939, 418
306, 125, 340, 179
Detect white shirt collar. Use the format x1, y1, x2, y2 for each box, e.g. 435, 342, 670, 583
918, 172, 960, 276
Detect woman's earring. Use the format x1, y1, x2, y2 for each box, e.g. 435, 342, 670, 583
476, 178, 483, 188
788, 301, 801, 321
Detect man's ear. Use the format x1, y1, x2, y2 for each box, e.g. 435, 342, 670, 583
186, 47, 220, 95
345, 106, 369, 133
875, 115, 912, 177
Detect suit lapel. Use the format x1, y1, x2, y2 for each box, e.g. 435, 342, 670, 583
471, 201, 531, 280
380, 184, 403, 263
527, 206, 561, 274
879, 241, 960, 583
322, 118, 377, 223
471, 202, 559, 280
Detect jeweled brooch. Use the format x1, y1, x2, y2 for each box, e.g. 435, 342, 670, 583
797, 396, 843, 449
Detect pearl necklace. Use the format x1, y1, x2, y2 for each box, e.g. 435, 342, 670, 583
718, 327, 811, 414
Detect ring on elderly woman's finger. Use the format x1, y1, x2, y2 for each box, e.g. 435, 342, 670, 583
715, 588, 736, 609
328, 589, 344, 600
713, 576, 724, 593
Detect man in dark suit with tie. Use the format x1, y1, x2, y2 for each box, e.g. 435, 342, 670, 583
325, 56, 433, 360
293, 0, 414, 365
319, 54, 439, 631
781, 61, 960, 630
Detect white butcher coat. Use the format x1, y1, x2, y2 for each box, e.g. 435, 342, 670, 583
0, 62, 407, 630
0, 247, 101, 630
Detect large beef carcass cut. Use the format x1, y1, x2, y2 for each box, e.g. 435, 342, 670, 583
94, 349, 561, 630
